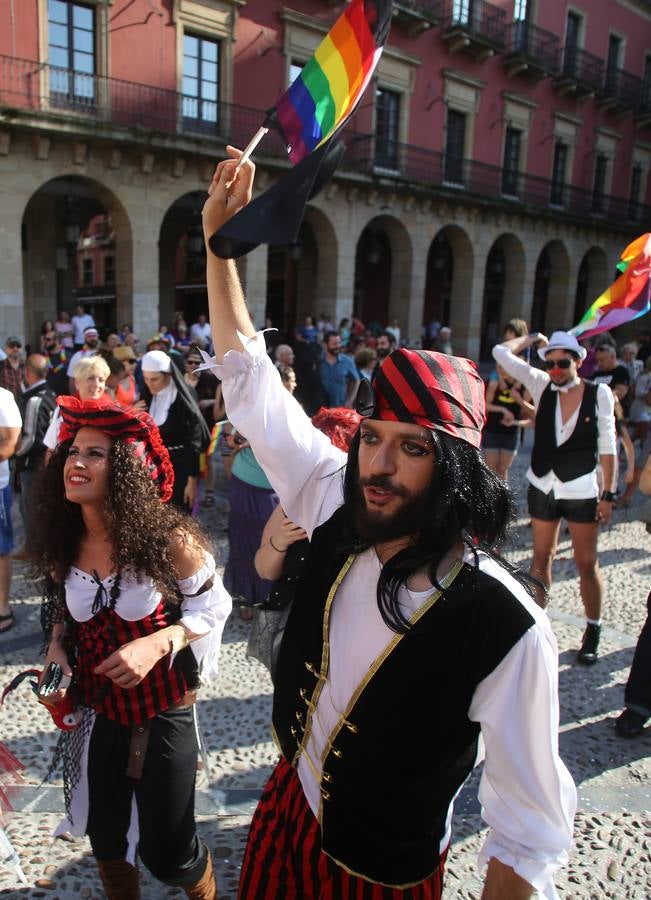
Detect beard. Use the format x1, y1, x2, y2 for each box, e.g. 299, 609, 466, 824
352, 474, 428, 543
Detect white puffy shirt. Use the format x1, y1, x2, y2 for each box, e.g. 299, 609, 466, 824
204, 332, 577, 899
64, 552, 232, 682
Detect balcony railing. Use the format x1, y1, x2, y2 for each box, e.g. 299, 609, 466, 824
394, 0, 441, 24
441, 0, 507, 50
558, 46, 605, 93
342, 134, 648, 225
601, 66, 643, 109
0, 55, 646, 229
0, 55, 288, 154
504, 21, 560, 74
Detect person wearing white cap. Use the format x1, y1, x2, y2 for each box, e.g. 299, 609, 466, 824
136, 350, 210, 510
494, 330, 617, 665
66, 325, 100, 392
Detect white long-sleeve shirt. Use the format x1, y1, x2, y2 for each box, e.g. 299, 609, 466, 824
493, 343, 616, 499
207, 332, 576, 898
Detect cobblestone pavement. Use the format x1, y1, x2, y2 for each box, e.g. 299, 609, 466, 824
0, 435, 650, 898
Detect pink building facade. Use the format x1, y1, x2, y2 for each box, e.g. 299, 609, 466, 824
0, 0, 649, 356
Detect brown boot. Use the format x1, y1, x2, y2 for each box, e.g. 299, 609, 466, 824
96, 859, 140, 899
183, 851, 217, 900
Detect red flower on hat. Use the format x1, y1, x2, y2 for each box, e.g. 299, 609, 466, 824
56, 396, 174, 502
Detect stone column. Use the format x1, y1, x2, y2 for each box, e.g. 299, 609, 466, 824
332, 246, 357, 327
0, 184, 28, 343
114, 188, 161, 342
238, 244, 268, 330
454, 226, 487, 361
402, 230, 430, 347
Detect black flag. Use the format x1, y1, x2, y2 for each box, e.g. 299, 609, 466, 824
208, 138, 345, 260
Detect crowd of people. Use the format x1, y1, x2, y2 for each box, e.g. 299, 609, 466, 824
0, 148, 648, 899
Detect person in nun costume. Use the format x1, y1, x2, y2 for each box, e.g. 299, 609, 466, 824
138, 351, 210, 511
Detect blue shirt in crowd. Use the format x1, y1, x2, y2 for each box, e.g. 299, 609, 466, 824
318, 353, 359, 407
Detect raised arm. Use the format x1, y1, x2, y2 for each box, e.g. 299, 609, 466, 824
199, 149, 347, 535
202, 147, 257, 362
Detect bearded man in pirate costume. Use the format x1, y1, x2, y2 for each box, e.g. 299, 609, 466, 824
29, 396, 232, 899
198, 150, 576, 899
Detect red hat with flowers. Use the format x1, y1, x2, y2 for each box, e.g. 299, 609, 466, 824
56, 396, 174, 502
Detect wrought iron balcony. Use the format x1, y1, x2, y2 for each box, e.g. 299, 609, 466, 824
599, 66, 643, 111
440, 0, 507, 60
342, 133, 647, 227
0, 55, 645, 232
554, 46, 604, 99
637, 78, 651, 127
0, 55, 287, 154
393, 0, 441, 34
503, 21, 560, 81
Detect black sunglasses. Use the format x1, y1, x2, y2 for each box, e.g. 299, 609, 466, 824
7, 342, 21, 349
543, 358, 573, 370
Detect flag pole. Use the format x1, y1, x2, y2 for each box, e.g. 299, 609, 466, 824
233, 125, 269, 175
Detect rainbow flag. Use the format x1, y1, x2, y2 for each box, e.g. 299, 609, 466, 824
570, 234, 651, 340
207, 420, 228, 457
266, 0, 393, 165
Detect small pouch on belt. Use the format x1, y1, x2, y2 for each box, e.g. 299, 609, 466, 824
126, 721, 151, 780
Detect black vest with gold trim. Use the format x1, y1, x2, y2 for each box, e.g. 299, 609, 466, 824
531, 381, 599, 482
272, 506, 535, 887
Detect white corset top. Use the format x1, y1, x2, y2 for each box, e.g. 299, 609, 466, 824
65, 567, 161, 623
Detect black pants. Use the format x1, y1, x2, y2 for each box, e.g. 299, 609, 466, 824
86, 707, 206, 885
624, 591, 651, 717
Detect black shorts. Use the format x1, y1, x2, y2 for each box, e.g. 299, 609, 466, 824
482, 430, 519, 453
527, 485, 598, 524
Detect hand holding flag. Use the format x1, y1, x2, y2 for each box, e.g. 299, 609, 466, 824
201, 146, 256, 241
206, 0, 393, 259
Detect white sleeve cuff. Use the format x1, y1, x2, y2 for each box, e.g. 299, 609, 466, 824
194, 330, 268, 380
478, 835, 567, 899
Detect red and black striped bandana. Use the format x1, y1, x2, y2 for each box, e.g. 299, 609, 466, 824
57, 396, 175, 502
369, 349, 486, 448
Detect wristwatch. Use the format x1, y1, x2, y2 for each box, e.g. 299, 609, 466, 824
600, 491, 616, 502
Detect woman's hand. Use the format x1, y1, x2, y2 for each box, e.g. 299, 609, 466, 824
273, 516, 308, 551
500, 409, 516, 427
202, 146, 255, 239
38, 638, 73, 707
184, 476, 198, 509
132, 399, 148, 411
94, 634, 166, 690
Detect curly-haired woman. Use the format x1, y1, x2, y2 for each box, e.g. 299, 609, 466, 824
30, 396, 231, 899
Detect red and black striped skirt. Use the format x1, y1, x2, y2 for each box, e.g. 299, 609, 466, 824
238, 757, 446, 899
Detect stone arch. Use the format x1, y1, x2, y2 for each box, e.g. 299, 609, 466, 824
423, 225, 474, 350
354, 215, 412, 330
574, 246, 609, 325
258, 208, 338, 334
530, 240, 571, 334
480, 233, 526, 359
21, 175, 132, 347
159, 191, 206, 330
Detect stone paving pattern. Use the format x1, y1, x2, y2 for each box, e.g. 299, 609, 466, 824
0, 435, 650, 898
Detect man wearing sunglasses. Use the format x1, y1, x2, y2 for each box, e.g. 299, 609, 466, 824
198, 151, 576, 900
493, 331, 617, 666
